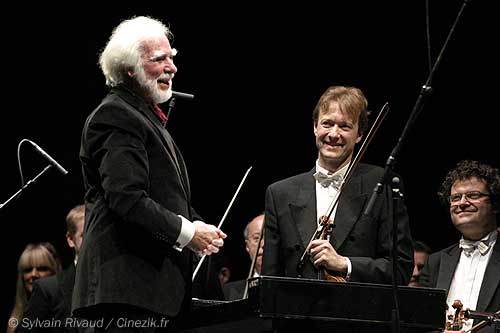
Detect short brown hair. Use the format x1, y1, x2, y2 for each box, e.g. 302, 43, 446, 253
312, 86, 369, 136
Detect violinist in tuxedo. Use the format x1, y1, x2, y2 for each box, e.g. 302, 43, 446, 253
420, 160, 500, 333
261, 85, 414, 285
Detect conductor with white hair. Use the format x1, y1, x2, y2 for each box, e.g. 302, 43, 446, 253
72, 16, 226, 331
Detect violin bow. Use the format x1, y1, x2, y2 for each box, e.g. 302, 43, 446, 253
192, 166, 253, 281
324, 101, 390, 221
242, 216, 265, 299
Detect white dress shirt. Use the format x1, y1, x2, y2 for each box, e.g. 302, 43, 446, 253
314, 161, 352, 279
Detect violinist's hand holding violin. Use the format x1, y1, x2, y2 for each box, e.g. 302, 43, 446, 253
444, 299, 467, 332
308, 239, 348, 275
188, 221, 227, 256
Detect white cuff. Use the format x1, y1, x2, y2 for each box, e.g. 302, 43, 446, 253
174, 215, 195, 251
345, 257, 352, 281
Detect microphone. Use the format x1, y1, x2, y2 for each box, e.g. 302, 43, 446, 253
27, 140, 68, 175
165, 91, 195, 125
172, 90, 194, 100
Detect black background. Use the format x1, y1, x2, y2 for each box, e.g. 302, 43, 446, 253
1, 1, 497, 323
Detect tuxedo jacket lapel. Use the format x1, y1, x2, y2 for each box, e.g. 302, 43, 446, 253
144, 106, 190, 197
332, 174, 366, 249
155, 125, 188, 186
290, 172, 317, 249
477, 236, 500, 311
172, 142, 192, 203
139, 103, 178, 165
156, 126, 191, 201
437, 246, 460, 290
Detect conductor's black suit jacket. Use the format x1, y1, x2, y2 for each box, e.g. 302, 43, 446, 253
72, 85, 200, 318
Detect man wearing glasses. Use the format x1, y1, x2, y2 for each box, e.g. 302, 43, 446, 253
420, 160, 500, 333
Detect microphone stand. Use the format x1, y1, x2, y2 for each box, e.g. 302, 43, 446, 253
165, 91, 195, 125
363, 1, 472, 332
0, 165, 52, 211
391, 177, 402, 333
165, 96, 176, 124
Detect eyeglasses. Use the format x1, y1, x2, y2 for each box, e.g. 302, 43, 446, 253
449, 191, 490, 204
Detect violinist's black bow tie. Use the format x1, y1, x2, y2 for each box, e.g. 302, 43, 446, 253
313, 171, 343, 189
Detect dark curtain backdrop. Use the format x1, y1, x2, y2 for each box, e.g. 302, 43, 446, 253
1, 1, 496, 325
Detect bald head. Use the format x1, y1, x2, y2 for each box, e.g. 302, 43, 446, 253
244, 214, 264, 274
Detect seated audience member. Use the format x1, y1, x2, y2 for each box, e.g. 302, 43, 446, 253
7, 242, 61, 333
408, 240, 432, 287
20, 204, 85, 332
224, 214, 264, 301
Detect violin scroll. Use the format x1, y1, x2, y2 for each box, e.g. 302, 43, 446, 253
445, 299, 465, 331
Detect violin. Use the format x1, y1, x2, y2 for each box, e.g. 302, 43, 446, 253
444, 300, 500, 332
319, 215, 346, 282
445, 299, 465, 331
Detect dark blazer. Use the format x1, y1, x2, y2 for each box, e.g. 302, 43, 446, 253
262, 163, 414, 284
72, 85, 200, 318
420, 233, 500, 313
20, 265, 76, 332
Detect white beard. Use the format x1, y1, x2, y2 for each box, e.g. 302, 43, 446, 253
136, 68, 172, 104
